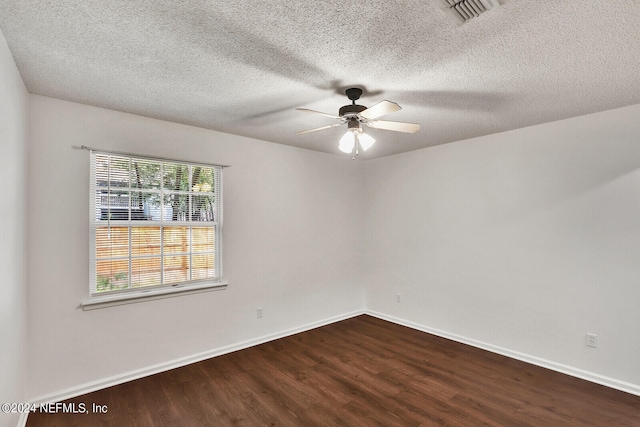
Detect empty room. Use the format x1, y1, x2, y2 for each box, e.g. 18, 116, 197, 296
1, 1, 640, 426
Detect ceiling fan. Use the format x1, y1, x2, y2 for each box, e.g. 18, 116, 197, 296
296, 88, 420, 159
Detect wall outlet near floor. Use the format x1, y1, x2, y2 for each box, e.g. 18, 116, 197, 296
257, 307, 263, 318
396, 293, 401, 303
586, 333, 597, 348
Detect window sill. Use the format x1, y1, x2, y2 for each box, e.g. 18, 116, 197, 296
81, 281, 228, 311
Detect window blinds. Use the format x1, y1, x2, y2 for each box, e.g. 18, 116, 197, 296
89, 151, 223, 296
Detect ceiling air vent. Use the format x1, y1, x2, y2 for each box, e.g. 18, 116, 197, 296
438, 0, 503, 24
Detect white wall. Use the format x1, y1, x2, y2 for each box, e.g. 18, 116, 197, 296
363, 104, 640, 393
27, 95, 364, 400
0, 31, 28, 427
23, 90, 640, 404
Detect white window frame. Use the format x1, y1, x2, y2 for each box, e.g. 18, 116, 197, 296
82, 150, 227, 310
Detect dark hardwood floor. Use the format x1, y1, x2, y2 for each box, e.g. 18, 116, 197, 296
27, 315, 640, 426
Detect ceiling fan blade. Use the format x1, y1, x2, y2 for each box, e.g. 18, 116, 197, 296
296, 123, 344, 135
367, 120, 420, 133
295, 108, 342, 120
359, 100, 401, 120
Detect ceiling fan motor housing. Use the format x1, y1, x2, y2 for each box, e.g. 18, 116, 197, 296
339, 104, 367, 117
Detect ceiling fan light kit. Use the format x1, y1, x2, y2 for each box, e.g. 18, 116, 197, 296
339, 120, 376, 155
296, 87, 420, 159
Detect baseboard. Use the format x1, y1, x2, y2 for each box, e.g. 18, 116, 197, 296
366, 310, 640, 397
26, 309, 365, 408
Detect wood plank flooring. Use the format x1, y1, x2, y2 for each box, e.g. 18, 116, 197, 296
26, 315, 640, 426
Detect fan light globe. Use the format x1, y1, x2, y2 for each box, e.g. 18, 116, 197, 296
358, 132, 376, 151
339, 131, 355, 153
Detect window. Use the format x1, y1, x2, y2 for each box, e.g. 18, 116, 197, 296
87, 151, 223, 305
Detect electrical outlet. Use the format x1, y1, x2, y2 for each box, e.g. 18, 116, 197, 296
257, 307, 263, 318
586, 333, 597, 348
396, 293, 401, 303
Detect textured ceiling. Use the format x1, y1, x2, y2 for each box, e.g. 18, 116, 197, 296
1, 0, 639, 158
